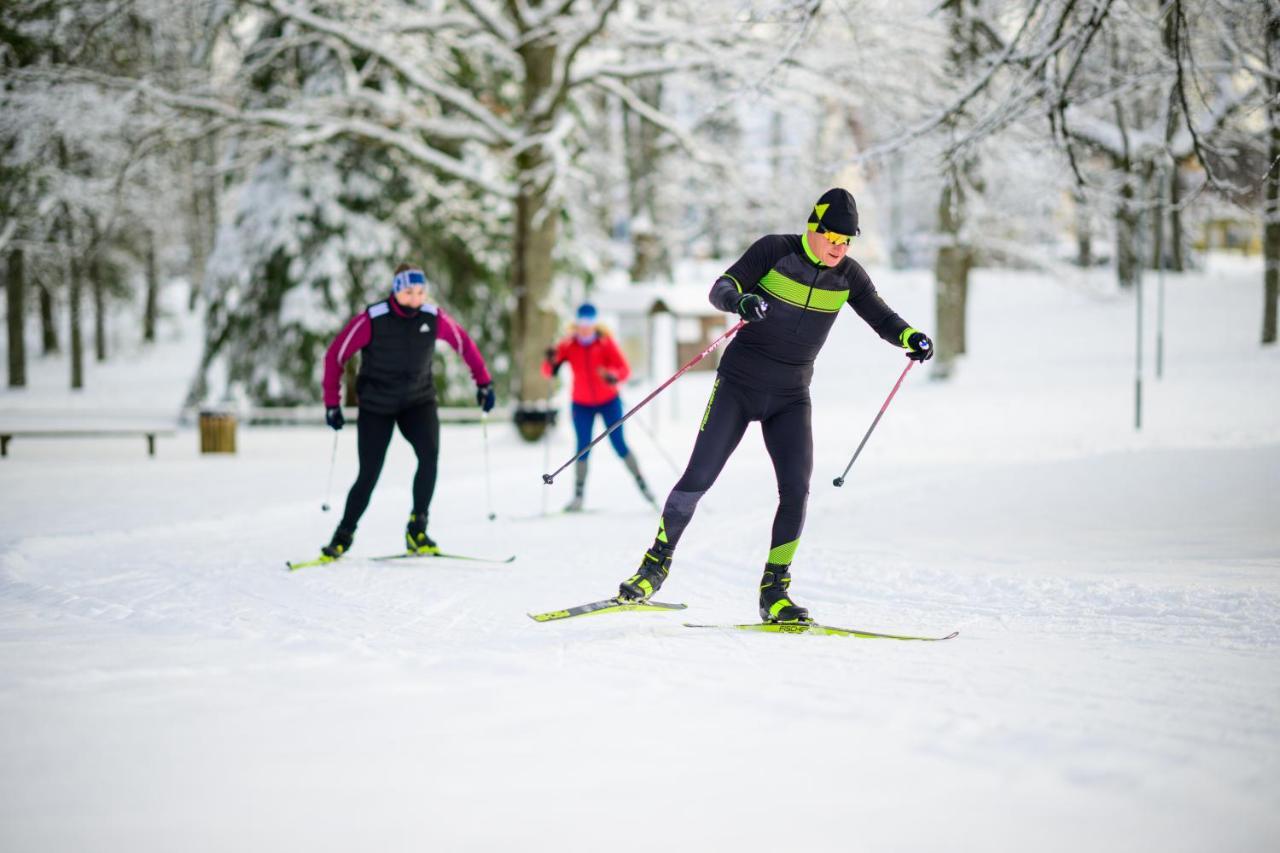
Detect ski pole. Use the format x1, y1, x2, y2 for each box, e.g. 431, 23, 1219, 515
321, 430, 339, 512
540, 387, 554, 516
543, 320, 745, 484
481, 412, 496, 521
832, 359, 915, 487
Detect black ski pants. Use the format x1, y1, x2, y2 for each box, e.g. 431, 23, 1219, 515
656, 375, 813, 566
340, 401, 440, 532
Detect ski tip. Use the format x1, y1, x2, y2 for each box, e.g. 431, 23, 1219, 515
527, 610, 566, 622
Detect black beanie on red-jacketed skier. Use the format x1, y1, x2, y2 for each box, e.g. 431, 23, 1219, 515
806, 188, 860, 237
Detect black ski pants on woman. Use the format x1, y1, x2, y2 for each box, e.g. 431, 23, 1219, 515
654, 375, 813, 567
339, 401, 440, 532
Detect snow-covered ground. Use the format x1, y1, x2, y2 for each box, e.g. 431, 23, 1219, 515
2, 257, 1278, 852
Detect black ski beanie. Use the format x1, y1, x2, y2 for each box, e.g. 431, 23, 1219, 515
806, 188, 860, 236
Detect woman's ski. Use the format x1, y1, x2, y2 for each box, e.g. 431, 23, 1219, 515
286, 550, 516, 571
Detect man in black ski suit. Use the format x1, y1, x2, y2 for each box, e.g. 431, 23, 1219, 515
618, 188, 934, 622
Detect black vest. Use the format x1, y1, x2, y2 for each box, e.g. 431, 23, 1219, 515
355, 299, 439, 414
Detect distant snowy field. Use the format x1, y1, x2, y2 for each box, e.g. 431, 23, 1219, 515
2, 257, 1278, 852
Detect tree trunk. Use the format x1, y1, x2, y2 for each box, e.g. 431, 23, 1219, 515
625, 79, 669, 283
512, 175, 560, 409
187, 136, 218, 313
92, 252, 107, 362
1168, 165, 1184, 272
1115, 181, 1140, 289
1161, 9, 1185, 274
69, 256, 84, 389
888, 152, 908, 269
1264, 4, 1279, 344
1074, 188, 1093, 267
144, 229, 159, 342
511, 38, 561, 422
931, 0, 980, 379
6, 247, 26, 387
934, 175, 971, 377
39, 279, 58, 354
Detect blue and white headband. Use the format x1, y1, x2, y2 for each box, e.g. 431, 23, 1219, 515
392, 268, 428, 293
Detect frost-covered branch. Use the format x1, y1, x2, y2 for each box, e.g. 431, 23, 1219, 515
538, 0, 622, 121
590, 76, 726, 171
261, 0, 519, 146
853, 0, 1051, 163
569, 57, 719, 87
12, 66, 515, 197
447, 0, 518, 41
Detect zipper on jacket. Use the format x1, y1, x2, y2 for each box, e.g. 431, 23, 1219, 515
794, 266, 818, 335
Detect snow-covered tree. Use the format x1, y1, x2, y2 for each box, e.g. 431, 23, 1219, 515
2, 0, 209, 389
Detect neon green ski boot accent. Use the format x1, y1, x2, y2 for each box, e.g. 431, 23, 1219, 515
619, 543, 673, 601
759, 564, 810, 623
321, 525, 354, 559
405, 513, 439, 555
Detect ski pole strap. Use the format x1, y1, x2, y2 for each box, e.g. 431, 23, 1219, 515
542, 321, 746, 484
833, 359, 914, 487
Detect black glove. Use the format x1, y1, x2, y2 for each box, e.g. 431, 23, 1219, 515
325, 406, 345, 430
736, 293, 768, 322
545, 347, 562, 377
476, 383, 496, 413
601, 370, 619, 385
905, 331, 934, 362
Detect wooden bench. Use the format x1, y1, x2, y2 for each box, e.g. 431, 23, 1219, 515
0, 428, 177, 458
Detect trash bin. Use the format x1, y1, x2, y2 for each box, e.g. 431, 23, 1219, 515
513, 407, 557, 442
199, 410, 237, 454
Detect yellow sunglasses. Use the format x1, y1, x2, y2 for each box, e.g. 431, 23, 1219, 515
818, 229, 852, 246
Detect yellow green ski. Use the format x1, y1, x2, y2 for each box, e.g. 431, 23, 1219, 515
528, 597, 687, 623
286, 549, 515, 571
684, 622, 958, 641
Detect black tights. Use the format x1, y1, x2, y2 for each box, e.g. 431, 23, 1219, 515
655, 376, 812, 566
340, 402, 440, 532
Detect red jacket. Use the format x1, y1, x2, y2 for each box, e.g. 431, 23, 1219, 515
543, 332, 631, 406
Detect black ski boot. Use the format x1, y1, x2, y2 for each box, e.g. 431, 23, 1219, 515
406, 512, 438, 555
321, 525, 354, 559
759, 564, 810, 623
619, 543, 673, 601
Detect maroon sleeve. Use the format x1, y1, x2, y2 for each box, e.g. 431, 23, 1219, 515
323, 312, 371, 407
436, 308, 493, 386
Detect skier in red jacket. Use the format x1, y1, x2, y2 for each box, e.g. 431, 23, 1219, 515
543, 303, 656, 512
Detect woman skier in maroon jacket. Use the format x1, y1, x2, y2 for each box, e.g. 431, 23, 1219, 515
318, 264, 494, 560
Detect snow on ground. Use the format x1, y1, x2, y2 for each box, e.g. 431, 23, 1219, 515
1, 257, 1278, 852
